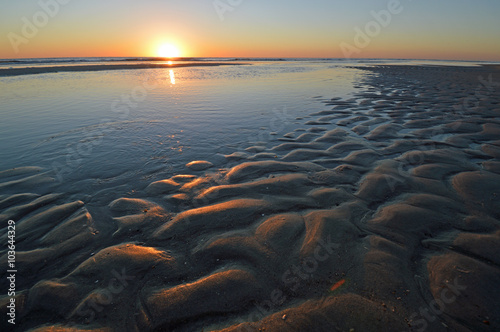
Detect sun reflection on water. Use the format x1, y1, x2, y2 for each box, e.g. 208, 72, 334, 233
169, 69, 176, 85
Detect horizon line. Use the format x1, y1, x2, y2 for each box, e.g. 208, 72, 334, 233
2, 56, 500, 63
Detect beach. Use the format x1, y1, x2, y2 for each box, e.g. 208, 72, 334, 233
0, 62, 244, 77
1, 61, 499, 331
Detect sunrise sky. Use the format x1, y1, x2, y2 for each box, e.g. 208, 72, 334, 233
1, 0, 499, 61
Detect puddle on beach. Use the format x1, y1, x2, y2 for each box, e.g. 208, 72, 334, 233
0, 61, 358, 201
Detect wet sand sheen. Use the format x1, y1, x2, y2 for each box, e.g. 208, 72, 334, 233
0, 62, 244, 77
1, 65, 499, 331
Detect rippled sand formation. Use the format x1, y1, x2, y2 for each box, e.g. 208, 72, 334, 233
1, 65, 499, 331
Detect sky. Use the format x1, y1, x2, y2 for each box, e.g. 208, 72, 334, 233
1, 0, 499, 61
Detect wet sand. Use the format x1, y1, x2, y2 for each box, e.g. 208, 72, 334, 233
0, 62, 243, 77
1, 65, 500, 331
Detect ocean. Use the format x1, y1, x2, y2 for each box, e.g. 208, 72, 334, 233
0, 58, 354, 199
0, 57, 490, 201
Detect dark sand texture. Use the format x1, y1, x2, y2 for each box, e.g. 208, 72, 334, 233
1, 65, 499, 331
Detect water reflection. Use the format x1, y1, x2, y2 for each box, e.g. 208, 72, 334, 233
0, 62, 359, 173
169, 69, 176, 85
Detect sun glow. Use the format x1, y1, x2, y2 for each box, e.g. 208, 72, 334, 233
158, 44, 181, 58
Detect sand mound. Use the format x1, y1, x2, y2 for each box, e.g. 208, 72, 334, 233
2, 65, 499, 331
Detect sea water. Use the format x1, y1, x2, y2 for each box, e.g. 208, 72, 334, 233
0, 58, 485, 203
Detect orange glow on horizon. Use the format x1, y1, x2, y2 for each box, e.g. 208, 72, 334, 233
1, 26, 499, 61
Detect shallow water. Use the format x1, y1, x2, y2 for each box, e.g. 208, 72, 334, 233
0, 61, 359, 200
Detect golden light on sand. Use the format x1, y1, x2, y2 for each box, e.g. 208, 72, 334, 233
158, 43, 181, 58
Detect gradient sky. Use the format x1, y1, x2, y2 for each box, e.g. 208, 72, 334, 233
1, 0, 499, 60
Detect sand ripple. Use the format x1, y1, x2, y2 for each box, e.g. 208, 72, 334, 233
1, 65, 499, 331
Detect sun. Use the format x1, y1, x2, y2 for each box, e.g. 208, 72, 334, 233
158, 44, 181, 58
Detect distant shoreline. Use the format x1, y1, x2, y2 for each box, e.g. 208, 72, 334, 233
0, 62, 245, 77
